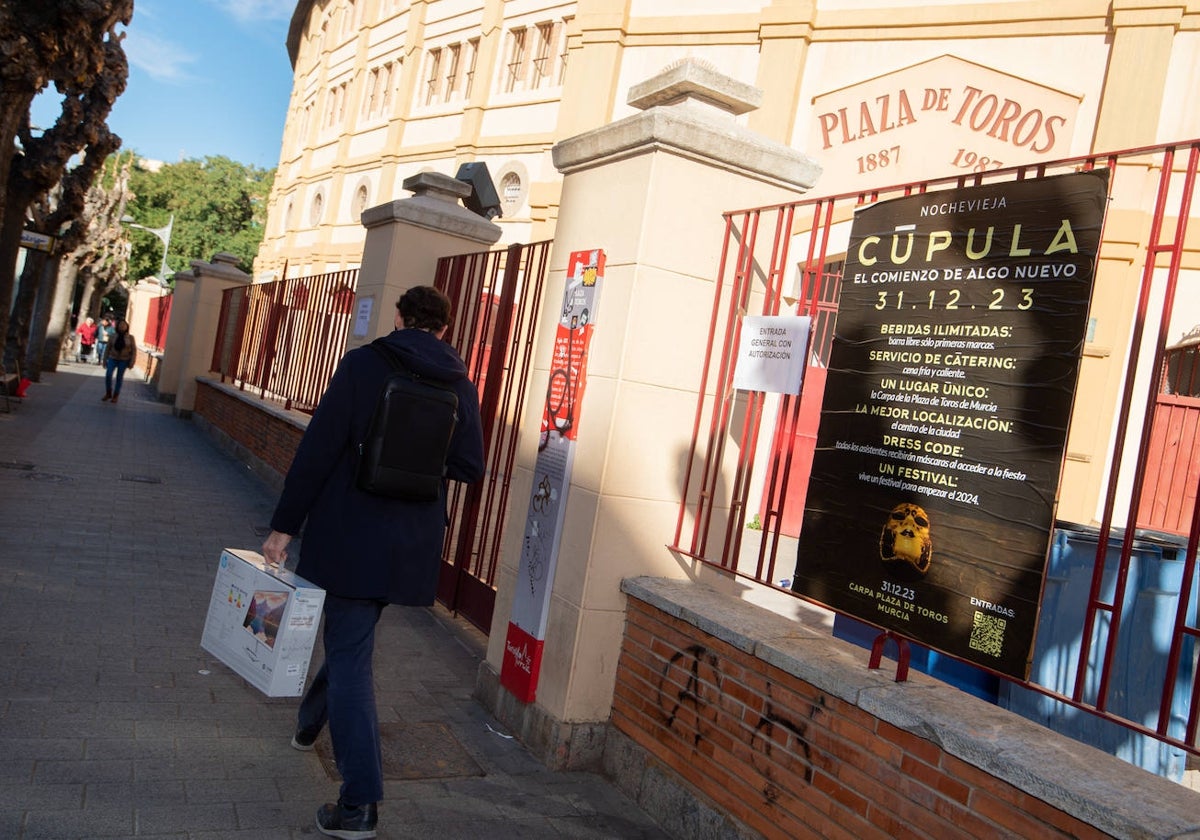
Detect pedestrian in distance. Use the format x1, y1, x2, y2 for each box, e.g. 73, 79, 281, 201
262, 285, 485, 840
64, 312, 80, 362
101, 320, 138, 403
76, 316, 97, 363
95, 316, 114, 365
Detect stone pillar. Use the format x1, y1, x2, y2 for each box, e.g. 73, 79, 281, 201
125, 279, 167, 357
350, 172, 501, 350
156, 253, 250, 415
748, 0, 815, 142
1092, 2, 1182, 151
479, 58, 822, 767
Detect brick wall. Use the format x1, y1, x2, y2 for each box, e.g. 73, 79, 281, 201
610, 578, 1198, 840
194, 380, 305, 479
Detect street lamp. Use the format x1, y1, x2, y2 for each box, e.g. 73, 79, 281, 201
121, 214, 174, 286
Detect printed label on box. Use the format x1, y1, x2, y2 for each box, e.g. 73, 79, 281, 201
200, 549, 325, 697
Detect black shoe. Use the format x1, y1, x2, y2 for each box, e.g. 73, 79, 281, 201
291, 726, 320, 751
316, 801, 377, 839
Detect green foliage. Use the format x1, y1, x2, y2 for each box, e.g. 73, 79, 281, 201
125, 155, 274, 282
747, 514, 763, 531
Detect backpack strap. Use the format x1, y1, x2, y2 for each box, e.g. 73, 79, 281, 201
367, 339, 459, 396
368, 339, 410, 376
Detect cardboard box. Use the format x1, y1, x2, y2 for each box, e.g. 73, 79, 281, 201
200, 548, 325, 697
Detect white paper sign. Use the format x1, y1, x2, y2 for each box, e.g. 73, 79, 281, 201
352, 296, 373, 338
732, 315, 811, 394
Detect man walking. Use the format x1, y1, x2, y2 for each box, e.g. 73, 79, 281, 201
262, 286, 484, 839
95, 315, 114, 365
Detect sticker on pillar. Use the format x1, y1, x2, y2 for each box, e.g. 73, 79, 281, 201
501, 249, 606, 704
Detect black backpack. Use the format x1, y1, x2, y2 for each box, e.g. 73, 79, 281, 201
355, 340, 460, 501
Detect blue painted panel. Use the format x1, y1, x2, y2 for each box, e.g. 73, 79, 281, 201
998, 524, 1197, 782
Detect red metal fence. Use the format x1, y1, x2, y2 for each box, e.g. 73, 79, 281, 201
143, 293, 172, 352
206, 246, 553, 636
672, 140, 1200, 765
435, 241, 553, 633
211, 270, 358, 413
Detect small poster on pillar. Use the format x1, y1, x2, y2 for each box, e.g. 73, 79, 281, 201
500, 249, 605, 703
791, 170, 1109, 680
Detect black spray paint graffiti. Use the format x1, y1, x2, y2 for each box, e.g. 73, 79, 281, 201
654, 643, 822, 801
750, 697, 824, 800
655, 644, 722, 747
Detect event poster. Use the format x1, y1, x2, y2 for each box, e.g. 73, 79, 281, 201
792, 170, 1109, 679
500, 249, 605, 703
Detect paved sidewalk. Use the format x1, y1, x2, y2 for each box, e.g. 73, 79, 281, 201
0, 363, 669, 839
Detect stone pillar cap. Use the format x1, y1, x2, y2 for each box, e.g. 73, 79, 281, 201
552, 57, 821, 191
401, 171, 473, 201
187, 254, 250, 283
362, 169, 501, 245
627, 58, 762, 116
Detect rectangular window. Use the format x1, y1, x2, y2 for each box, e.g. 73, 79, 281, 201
363, 62, 396, 120
504, 28, 526, 93
531, 23, 553, 89
324, 87, 337, 128
361, 68, 378, 118
380, 62, 395, 115
464, 38, 479, 99
298, 101, 314, 148
558, 19, 570, 85
444, 43, 461, 100
386, 59, 401, 114
425, 48, 442, 105
336, 82, 348, 124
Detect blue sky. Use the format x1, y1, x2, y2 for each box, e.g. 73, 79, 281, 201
32, 0, 297, 170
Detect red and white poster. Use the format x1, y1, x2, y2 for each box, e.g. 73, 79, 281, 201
500, 249, 605, 702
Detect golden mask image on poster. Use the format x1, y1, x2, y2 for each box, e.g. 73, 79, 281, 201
880, 503, 932, 574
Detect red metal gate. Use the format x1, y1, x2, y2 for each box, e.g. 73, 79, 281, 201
673, 140, 1200, 759
435, 241, 553, 633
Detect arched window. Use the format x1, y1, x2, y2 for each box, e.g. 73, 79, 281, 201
352, 184, 370, 220
500, 171, 523, 216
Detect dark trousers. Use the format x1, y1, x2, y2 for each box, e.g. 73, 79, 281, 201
298, 594, 387, 806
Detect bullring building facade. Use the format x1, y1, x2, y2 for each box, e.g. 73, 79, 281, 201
255, 1, 1200, 536
256, 0, 1200, 281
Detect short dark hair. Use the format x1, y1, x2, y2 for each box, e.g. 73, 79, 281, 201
396, 286, 452, 331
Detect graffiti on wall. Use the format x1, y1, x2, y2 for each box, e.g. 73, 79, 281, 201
652, 642, 825, 800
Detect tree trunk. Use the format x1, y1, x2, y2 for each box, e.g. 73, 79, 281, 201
26, 251, 65, 380
78, 273, 98, 325
38, 259, 77, 374
4, 246, 47, 368
0, 191, 30, 349
0, 91, 35, 241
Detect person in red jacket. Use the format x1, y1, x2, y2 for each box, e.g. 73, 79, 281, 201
75, 317, 98, 362
261, 286, 484, 840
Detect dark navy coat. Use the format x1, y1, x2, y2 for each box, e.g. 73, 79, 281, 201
270, 328, 485, 605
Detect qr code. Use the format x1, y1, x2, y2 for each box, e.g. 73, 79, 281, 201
968, 611, 1006, 657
